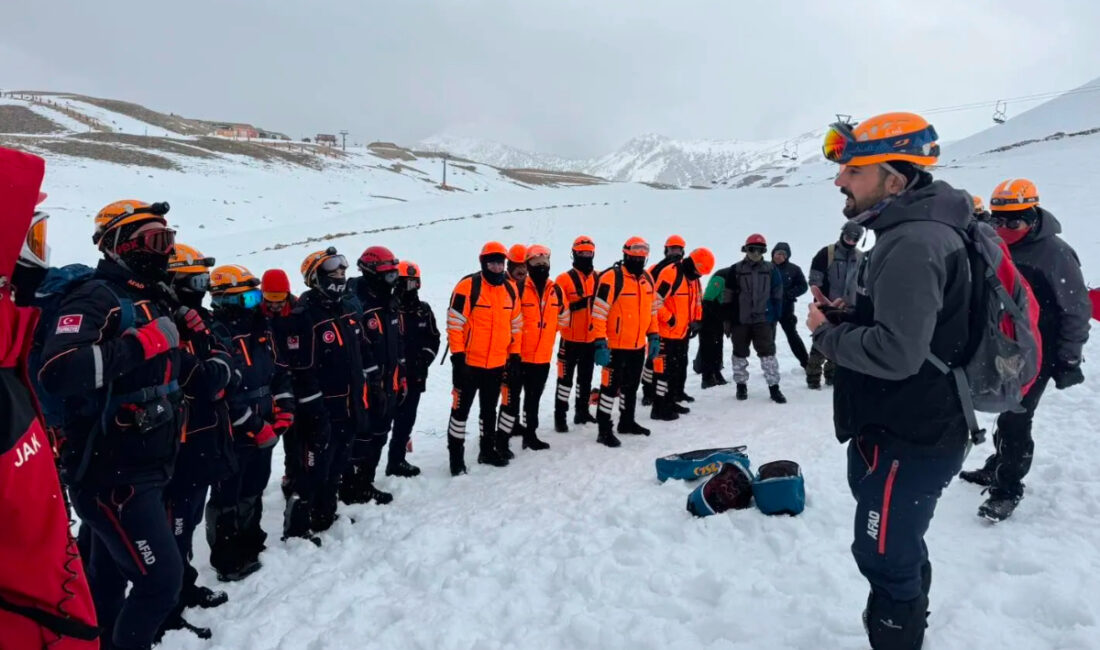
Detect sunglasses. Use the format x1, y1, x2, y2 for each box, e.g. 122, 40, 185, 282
213, 288, 263, 309
822, 121, 939, 165
745, 245, 767, 254
990, 215, 1032, 229
21, 211, 50, 268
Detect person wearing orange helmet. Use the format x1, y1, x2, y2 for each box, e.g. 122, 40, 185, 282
497, 245, 565, 451
39, 197, 187, 650
446, 242, 523, 474
649, 247, 714, 421
161, 245, 234, 631
641, 235, 687, 406
590, 236, 658, 446
811, 111, 977, 648
390, 261, 440, 477
281, 247, 375, 536
722, 234, 786, 404
553, 236, 599, 432
495, 243, 531, 459
958, 179, 1090, 522
0, 148, 99, 649
970, 194, 992, 224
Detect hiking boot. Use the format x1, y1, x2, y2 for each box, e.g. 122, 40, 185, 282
769, 385, 787, 404
386, 461, 422, 478
807, 377, 821, 390
701, 373, 720, 389
181, 584, 228, 609
959, 467, 995, 487
735, 383, 748, 401
596, 430, 622, 447
978, 490, 1022, 522
363, 484, 393, 505
158, 613, 213, 641
216, 559, 262, 583
677, 392, 696, 403
715, 373, 729, 385
522, 430, 550, 450
574, 407, 598, 425
477, 443, 510, 468
670, 402, 691, 414
618, 420, 651, 436
650, 402, 679, 422
555, 410, 570, 433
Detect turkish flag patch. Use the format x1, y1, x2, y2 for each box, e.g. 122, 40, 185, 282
286, 336, 300, 350
55, 314, 83, 334
368, 317, 380, 330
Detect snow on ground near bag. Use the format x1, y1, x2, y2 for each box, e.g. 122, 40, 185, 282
34, 96, 1100, 647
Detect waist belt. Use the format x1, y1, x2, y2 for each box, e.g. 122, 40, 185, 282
110, 380, 181, 408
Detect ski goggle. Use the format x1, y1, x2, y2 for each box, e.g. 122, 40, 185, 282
822, 121, 939, 165
177, 272, 211, 293
572, 250, 595, 259
263, 290, 289, 303
623, 242, 650, 256
118, 224, 176, 256
745, 245, 767, 254
213, 288, 263, 309
399, 277, 421, 292
320, 254, 348, 272
20, 211, 50, 268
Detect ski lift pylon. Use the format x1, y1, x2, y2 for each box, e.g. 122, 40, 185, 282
993, 100, 1007, 124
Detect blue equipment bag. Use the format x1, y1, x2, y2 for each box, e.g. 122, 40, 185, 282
686, 461, 754, 517
655, 446, 749, 482
753, 460, 805, 516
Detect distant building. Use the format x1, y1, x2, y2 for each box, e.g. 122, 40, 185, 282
213, 123, 259, 139
316, 133, 338, 146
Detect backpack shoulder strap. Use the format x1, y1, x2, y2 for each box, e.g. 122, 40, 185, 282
567, 269, 584, 296
503, 278, 517, 302
468, 273, 483, 309
826, 244, 836, 268
85, 279, 136, 332
669, 266, 685, 296
614, 264, 624, 298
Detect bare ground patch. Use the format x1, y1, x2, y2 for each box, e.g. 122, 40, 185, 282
74, 132, 219, 159
0, 105, 66, 134
37, 140, 179, 170
500, 168, 606, 187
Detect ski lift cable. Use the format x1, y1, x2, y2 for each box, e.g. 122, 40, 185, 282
917, 84, 1100, 117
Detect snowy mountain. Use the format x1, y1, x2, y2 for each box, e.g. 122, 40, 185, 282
418, 130, 827, 187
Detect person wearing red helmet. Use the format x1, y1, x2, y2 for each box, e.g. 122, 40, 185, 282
553, 236, 599, 432
259, 269, 301, 502
642, 235, 687, 407
650, 248, 714, 421
446, 242, 523, 474
0, 147, 99, 649
340, 246, 405, 504
722, 234, 786, 403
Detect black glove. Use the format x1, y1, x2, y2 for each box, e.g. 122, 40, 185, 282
821, 305, 856, 326
451, 352, 467, 388
507, 353, 523, 382
1053, 361, 1084, 390
688, 320, 703, 338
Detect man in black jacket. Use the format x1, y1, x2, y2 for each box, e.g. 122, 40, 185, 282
959, 179, 1090, 521
390, 261, 440, 477
810, 112, 970, 649
770, 242, 809, 369
40, 199, 185, 650
807, 221, 865, 388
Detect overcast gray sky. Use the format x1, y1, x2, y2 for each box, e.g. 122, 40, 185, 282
3, 0, 1098, 158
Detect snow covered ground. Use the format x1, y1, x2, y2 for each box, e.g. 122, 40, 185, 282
23, 87, 1100, 649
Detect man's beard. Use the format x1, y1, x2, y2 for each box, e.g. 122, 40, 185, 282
841, 185, 887, 219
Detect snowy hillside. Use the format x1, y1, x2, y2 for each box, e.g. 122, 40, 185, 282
19, 81, 1100, 650
419, 130, 826, 187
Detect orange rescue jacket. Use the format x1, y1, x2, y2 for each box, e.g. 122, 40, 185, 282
447, 272, 522, 369
591, 263, 657, 351
555, 268, 596, 343
519, 277, 568, 364
654, 263, 702, 339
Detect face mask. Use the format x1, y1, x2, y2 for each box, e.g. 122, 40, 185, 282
623, 255, 646, 275
528, 265, 550, 283
997, 226, 1030, 246
176, 288, 205, 310
122, 250, 172, 282
11, 264, 47, 306
746, 252, 764, 263
666, 251, 684, 262
572, 256, 594, 273
366, 271, 396, 296
481, 260, 507, 286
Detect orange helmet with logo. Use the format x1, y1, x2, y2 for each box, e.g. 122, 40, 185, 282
688, 247, 715, 276
525, 244, 551, 264
93, 199, 170, 248
990, 179, 1039, 212
210, 264, 259, 295
823, 112, 939, 167
972, 195, 986, 213
508, 244, 528, 264
301, 246, 348, 287
622, 236, 650, 257
397, 260, 420, 278
168, 243, 214, 275
572, 235, 596, 254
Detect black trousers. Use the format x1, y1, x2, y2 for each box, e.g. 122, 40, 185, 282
694, 304, 725, 375
521, 362, 551, 432
847, 429, 966, 649
206, 444, 273, 574
315, 418, 355, 528
164, 474, 209, 598
497, 360, 524, 436
983, 369, 1052, 496
597, 348, 645, 429
655, 337, 689, 403
389, 389, 422, 467
282, 412, 334, 536
347, 391, 396, 485
71, 482, 183, 649
778, 311, 810, 367
448, 365, 505, 457
555, 340, 595, 415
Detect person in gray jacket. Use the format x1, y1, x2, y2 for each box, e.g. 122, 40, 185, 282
809, 111, 970, 650
722, 233, 786, 404
806, 220, 865, 388
959, 178, 1090, 522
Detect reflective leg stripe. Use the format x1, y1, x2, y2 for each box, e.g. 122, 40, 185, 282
91, 345, 105, 389
598, 393, 616, 414
656, 380, 668, 396
448, 417, 467, 439
641, 366, 653, 383
556, 384, 572, 402
499, 411, 516, 434
878, 460, 900, 555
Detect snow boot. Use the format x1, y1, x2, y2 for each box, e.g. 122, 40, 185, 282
498, 431, 515, 460
158, 612, 212, 641
641, 392, 654, 407
596, 422, 622, 448
181, 584, 228, 610
386, 460, 422, 477
449, 440, 468, 476
280, 474, 292, 500
339, 466, 377, 505
769, 385, 787, 404
701, 373, 719, 389
978, 489, 1022, 522
618, 419, 651, 436
364, 484, 393, 505
650, 400, 679, 422
959, 454, 997, 487
736, 383, 748, 401
824, 376, 834, 387
574, 404, 598, 425
677, 391, 696, 403
555, 410, 570, 433
862, 590, 928, 650
216, 559, 262, 583
807, 376, 821, 390
477, 437, 509, 467
670, 402, 691, 414
522, 428, 550, 450
715, 373, 729, 385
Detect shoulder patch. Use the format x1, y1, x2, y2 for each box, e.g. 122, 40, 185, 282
55, 314, 83, 334
286, 335, 300, 350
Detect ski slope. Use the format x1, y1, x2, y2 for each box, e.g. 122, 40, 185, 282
27, 89, 1100, 649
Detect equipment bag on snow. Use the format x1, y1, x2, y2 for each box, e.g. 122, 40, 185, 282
686, 461, 754, 517
656, 446, 749, 482
927, 221, 1041, 440
753, 460, 805, 516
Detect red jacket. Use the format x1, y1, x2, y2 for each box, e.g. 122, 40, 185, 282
0, 148, 98, 649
